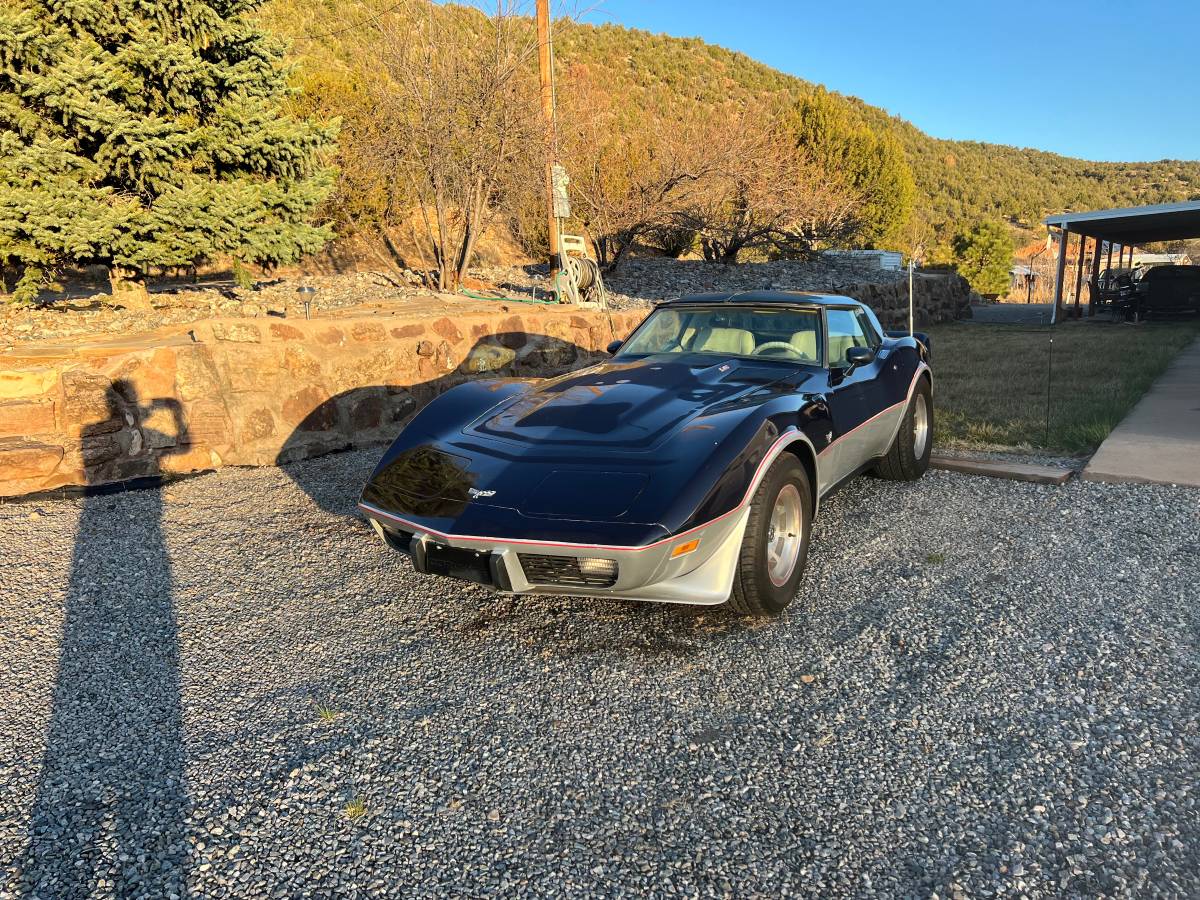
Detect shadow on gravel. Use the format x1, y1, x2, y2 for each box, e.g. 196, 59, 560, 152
451, 590, 757, 662
18, 382, 190, 897
457, 595, 715, 657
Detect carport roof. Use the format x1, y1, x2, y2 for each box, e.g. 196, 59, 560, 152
1043, 200, 1200, 244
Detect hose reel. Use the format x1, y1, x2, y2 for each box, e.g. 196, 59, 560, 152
554, 233, 607, 307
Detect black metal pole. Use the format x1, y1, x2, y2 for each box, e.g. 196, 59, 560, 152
1044, 336, 1054, 446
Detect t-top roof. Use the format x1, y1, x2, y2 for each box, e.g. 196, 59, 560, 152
1044, 200, 1200, 244
666, 290, 859, 307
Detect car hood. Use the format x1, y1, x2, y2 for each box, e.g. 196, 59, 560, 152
361, 353, 819, 538
464, 354, 795, 451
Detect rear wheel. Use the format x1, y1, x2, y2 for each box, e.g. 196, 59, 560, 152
874, 378, 933, 481
728, 455, 812, 617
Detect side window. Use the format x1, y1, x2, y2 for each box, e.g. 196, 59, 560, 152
826, 308, 870, 366
855, 309, 882, 349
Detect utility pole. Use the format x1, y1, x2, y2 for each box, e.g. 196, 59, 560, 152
536, 0, 561, 293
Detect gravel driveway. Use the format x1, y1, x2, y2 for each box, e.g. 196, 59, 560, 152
1, 451, 1197, 898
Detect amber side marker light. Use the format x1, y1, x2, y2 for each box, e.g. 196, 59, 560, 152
670, 539, 700, 558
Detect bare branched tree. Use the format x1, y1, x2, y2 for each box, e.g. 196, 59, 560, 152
372, 1, 539, 291
674, 111, 862, 263
560, 65, 722, 271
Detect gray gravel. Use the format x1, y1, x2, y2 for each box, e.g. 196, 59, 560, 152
1, 451, 1198, 897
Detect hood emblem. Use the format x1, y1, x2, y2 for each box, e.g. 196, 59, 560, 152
468, 487, 496, 499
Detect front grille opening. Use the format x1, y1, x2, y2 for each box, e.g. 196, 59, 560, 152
381, 527, 414, 554
424, 544, 494, 586
518, 554, 618, 588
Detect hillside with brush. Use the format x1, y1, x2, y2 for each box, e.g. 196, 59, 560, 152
551, 23, 1200, 246
262, 2, 1198, 263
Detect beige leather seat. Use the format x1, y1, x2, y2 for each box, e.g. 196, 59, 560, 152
827, 334, 857, 366
691, 326, 755, 355
789, 330, 818, 361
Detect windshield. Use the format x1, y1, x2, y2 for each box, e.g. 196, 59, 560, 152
617, 306, 823, 363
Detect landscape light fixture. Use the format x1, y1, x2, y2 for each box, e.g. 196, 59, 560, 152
297, 284, 316, 319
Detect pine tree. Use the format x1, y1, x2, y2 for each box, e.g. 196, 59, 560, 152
787, 88, 916, 252
0, 0, 336, 305
952, 221, 1015, 297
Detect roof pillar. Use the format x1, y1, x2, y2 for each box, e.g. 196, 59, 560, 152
1072, 234, 1088, 319
1088, 237, 1103, 317
1051, 227, 1068, 325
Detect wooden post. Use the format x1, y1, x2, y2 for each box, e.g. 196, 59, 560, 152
1072, 233, 1087, 319
1105, 241, 1113, 273
536, 0, 561, 291
1088, 236, 1103, 317
1051, 227, 1068, 325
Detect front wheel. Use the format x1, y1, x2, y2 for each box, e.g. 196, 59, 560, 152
727, 455, 813, 617
874, 378, 933, 481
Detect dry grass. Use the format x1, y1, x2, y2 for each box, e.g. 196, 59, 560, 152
342, 797, 367, 821
927, 320, 1200, 453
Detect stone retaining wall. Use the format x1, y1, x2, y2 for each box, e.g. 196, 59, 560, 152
0, 306, 645, 497
0, 273, 971, 498
844, 272, 973, 328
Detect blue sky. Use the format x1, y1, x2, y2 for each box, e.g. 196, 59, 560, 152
572, 0, 1199, 163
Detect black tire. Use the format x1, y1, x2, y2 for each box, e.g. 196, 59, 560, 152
727, 455, 813, 617
874, 377, 933, 481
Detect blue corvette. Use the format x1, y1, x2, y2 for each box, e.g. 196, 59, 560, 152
359, 291, 932, 616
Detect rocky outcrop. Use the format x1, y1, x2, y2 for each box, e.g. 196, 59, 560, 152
0, 306, 644, 497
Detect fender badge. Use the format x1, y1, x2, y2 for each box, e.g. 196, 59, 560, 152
468, 488, 496, 499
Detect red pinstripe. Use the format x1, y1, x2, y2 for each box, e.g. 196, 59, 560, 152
360, 363, 930, 552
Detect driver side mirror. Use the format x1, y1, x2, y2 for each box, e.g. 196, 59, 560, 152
606, 339, 623, 355
844, 345, 876, 370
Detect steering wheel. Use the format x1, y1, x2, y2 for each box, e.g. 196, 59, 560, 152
752, 341, 806, 359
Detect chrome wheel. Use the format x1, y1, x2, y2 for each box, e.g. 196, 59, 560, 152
912, 393, 930, 459
766, 483, 803, 587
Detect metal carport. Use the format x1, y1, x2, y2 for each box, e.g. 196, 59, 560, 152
1043, 200, 1200, 322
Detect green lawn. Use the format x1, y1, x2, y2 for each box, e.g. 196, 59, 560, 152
926, 320, 1200, 453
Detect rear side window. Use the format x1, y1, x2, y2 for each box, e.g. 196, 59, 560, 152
826, 308, 871, 367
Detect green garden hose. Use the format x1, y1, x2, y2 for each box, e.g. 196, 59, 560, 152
457, 287, 558, 305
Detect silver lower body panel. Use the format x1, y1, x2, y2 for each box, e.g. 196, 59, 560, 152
364, 504, 751, 607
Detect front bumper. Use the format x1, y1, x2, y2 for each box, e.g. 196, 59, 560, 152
358, 501, 750, 606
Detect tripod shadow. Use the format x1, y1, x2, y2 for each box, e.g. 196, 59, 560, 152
18, 381, 190, 897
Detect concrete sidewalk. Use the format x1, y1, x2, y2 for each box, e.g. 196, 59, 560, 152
1083, 335, 1200, 487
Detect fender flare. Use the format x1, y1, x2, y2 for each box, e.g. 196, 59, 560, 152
879, 361, 932, 453
739, 428, 823, 519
